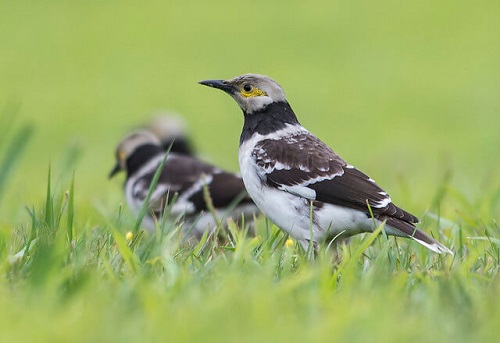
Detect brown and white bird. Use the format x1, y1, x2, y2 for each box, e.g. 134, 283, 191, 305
199, 74, 452, 254
110, 129, 258, 238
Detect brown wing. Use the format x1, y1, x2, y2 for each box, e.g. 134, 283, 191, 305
253, 132, 418, 224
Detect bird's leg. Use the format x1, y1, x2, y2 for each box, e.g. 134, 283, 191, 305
299, 239, 319, 260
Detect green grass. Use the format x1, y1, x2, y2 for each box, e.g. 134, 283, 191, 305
1, 0, 499, 342
0, 165, 498, 342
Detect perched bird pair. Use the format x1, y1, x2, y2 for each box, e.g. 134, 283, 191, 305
199, 74, 452, 254
110, 115, 258, 238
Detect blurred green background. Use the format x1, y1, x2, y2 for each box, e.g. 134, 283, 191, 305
1, 2, 500, 342
1, 0, 499, 224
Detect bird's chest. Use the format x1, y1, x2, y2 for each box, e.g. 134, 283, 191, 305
238, 142, 267, 203
125, 175, 145, 212
238, 141, 301, 220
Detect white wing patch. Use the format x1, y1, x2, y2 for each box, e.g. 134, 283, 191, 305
279, 184, 317, 200
170, 173, 215, 215
373, 192, 392, 208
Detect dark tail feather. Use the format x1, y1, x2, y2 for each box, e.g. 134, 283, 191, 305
384, 217, 453, 255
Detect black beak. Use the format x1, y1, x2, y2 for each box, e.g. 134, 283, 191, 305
199, 79, 236, 94
109, 163, 121, 179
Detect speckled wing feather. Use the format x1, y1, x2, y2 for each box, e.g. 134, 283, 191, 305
185, 172, 254, 212
131, 155, 216, 203
252, 132, 418, 224
132, 154, 251, 214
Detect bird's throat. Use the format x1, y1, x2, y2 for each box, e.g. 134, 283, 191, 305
240, 101, 300, 145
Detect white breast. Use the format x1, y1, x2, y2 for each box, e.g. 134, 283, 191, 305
238, 131, 321, 242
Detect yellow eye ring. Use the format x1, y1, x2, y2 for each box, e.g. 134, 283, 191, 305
118, 150, 126, 161
241, 85, 267, 98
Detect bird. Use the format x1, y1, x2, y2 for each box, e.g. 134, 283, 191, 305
199, 74, 452, 254
144, 112, 195, 155
109, 129, 258, 239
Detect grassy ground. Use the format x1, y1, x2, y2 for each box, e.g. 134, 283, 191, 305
1, 1, 499, 342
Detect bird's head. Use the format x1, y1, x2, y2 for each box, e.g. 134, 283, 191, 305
109, 130, 162, 178
145, 113, 194, 155
199, 74, 287, 114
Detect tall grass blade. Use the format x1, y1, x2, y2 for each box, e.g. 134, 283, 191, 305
202, 179, 221, 228
45, 164, 54, 231
0, 101, 21, 148
333, 222, 386, 283
132, 144, 172, 234
66, 171, 75, 242
468, 236, 500, 246
0, 124, 34, 203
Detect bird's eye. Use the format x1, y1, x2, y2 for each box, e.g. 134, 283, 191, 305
118, 150, 126, 161
240, 84, 267, 98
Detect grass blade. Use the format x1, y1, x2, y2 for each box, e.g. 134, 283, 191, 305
111, 228, 141, 274
0, 101, 21, 148
66, 171, 75, 242
132, 144, 172, 234
0, 124, 34, 202
45, 164, 54, 231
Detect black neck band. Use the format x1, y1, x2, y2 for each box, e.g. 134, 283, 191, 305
240, 101, 300, 145
126, 144, 163, 176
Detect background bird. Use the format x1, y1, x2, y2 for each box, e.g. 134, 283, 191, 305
200, 74, 452, 254
109, 129, 258, 239
144, 112, 195, 155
